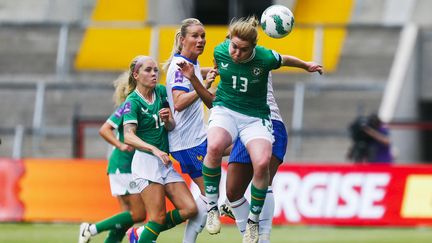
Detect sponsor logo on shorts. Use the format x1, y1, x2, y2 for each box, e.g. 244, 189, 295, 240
129, 181, 137, 189
196, 155, 203, 161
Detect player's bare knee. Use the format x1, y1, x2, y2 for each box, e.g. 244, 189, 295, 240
182, 204, 198, 219
207, 142, 225, 158
226, 189, 243, 202
130, 208, 146, 222
253, 163, 270, 179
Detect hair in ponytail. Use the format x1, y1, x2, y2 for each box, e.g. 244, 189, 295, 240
162, 18, 203, 71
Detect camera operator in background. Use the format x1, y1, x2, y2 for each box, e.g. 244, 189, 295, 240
347, 113, 393, 163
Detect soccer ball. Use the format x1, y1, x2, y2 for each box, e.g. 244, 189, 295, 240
260, 5, 294, 39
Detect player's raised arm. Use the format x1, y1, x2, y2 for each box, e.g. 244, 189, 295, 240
281, 55, 323, 75
177, 60, 216, 108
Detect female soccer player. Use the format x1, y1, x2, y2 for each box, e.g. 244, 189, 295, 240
177, 16, 322, 243
163, 18, 218, 243
224, 73, 288, 243
123, 55, 198, 243
127, 18, 218, 243
78, 73, 146, 243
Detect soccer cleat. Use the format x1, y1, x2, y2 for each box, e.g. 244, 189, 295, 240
78, 222, 91, 243
206, 206, 221, 234
127, 227, 139, 243
219, 203, 235, 220
243, 219, 259, 243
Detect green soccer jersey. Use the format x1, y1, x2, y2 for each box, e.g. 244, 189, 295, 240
123, 84, 170, 154
213, 39, 282, 119
106, 102, 135, 174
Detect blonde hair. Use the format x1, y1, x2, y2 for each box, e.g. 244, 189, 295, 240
228, 16, 259, 46
112, 72, 130, 106
162, 18, 203, 71
127, 55, 154, 97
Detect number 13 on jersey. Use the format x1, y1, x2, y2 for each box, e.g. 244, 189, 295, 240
232, 76, 248, 92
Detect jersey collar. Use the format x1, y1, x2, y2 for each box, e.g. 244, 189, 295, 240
174, 53, 197, 65
134, 89, 156, 105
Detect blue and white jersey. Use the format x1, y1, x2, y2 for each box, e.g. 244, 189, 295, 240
267, 73, 283, 122
165, 54, 207, 152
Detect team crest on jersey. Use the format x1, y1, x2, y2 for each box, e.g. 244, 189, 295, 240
252, 67, 263, 76
123, 102, 131, 114
174, 70, 184, 83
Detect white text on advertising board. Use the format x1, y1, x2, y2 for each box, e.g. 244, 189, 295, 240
273, 172, 391, 222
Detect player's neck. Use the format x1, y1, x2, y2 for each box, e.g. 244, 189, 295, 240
180, 50, 198, 63
136, 86, 154, 102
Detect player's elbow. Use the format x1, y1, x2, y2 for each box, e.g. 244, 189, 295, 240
174, 104, 185, 112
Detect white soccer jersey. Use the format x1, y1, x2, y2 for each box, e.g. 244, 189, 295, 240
165, 54, 207, 152
267, 73, 283, 122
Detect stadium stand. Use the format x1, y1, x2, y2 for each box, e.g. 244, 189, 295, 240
1, 0, 432, 163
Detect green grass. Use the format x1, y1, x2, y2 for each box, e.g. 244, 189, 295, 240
1, 223, 432, 243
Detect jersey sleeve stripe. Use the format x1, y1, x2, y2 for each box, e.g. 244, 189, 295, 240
123, 120, 138, 125
107, 119, 118, 129
172, 86, 190, 92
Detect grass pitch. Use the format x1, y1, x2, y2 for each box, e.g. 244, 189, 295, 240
1, 223, 432, 243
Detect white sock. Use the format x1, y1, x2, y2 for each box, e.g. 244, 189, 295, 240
89, 224, 98, 236
258, 187, 274, 243
229, 197, 250, 235
183, 195, 207, 243
206, 193, 219, 210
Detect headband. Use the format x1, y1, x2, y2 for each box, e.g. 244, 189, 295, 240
133, 56, 152, 73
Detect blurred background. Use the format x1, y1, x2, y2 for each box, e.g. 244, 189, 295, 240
1, 0, 432, 163
1, 0, 432, 235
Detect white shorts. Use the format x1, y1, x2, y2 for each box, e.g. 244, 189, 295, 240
208, 106, 274, 146
108, 172, 140, 196
131, 150, 184, 193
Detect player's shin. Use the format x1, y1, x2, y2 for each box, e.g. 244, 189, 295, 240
229, 197, 250, 235
258, 187, 274, 243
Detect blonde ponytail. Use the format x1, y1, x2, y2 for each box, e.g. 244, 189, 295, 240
162, 18, 203, 71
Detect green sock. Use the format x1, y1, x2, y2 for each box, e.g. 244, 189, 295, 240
250, 183, 268, 221
138, 221, 161, 243
160, 209, 184, 232
202, 165, 221, 206
104, 227, 128, 243
95, 211, 134, 233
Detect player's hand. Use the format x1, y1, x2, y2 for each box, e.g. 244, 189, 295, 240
119, 143, 134, 152
305, 62, 323, 75
153, 149, 172, 166
204, 68, 218, 89
159, 108, 170, 123
176, 61, 195, 80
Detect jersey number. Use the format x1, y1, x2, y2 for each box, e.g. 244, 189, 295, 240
232, 76, 248, 92
152, 114, 165, 128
